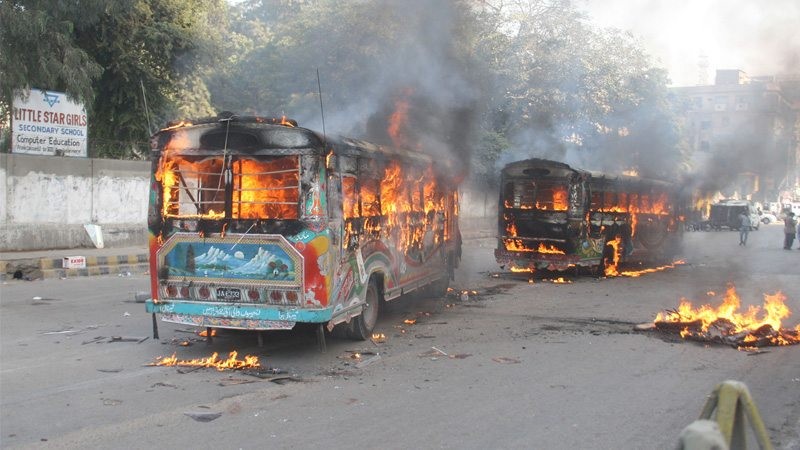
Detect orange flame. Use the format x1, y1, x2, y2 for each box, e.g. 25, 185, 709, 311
158, 154, 299, 220
537, 243, 565, 254
547, 277, 571, 284
151, 351, 260, 371
388, 97, 411, 149
343, 161, 447, 255
604, 237, 622, 276
618, 260, 685, 277
654, 284, 800, 348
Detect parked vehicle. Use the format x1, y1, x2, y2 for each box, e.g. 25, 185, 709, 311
759, 212, 778, 224
709, 200, 760, 230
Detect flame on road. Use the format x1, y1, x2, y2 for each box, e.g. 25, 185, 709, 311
150, 351, 260, 371
653, 284, 800, 349
618, 260, 685, 277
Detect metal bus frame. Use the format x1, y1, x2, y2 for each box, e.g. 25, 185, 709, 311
494, 158, 684, 274
144, 113, 461, 349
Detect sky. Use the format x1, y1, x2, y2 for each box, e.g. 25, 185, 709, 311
577, 0, 800, 86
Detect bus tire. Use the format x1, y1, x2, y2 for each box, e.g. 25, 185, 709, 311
348, 278, 381, 340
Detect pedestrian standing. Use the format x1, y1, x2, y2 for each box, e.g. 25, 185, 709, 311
738, 211, 750, 246
797, 219, 800, 249
783, 212, 797, 250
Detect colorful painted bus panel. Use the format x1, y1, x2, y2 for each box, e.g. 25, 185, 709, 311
145, 113, 461, 340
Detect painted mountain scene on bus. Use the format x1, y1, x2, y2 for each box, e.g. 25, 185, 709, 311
162, 241, 297, 281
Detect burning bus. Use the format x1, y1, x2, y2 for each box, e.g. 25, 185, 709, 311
145, 112, 461, 342
495, 158, 685, 275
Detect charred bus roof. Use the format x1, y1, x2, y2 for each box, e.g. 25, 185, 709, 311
501, 158, 586, 179
502, 158, 676, 191
151, 111, 437, 166
151, 113, 322, 156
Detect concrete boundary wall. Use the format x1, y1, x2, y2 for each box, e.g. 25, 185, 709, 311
1, 153, 150, 251
1, 153, 497, 251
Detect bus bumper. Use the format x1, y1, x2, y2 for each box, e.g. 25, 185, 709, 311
494, 248, 594, 271
145, 299, 334, 330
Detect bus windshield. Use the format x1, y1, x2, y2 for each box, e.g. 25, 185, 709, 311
502, 179, 569, 211
158, 154, 300, 220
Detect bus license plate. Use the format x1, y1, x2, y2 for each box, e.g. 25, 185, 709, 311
216, 287, 241, 301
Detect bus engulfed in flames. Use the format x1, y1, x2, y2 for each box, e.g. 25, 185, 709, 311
496, 158, 685, 275
651, 285, 800, 350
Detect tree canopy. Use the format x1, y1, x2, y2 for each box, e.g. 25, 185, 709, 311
1, 0, 224, 156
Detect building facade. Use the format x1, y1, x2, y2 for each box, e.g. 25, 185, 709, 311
671, 70, 799, 205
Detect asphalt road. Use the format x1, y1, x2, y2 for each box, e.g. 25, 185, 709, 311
1, 224, 799, 449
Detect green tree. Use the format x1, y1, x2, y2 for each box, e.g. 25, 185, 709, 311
1, 0, 225, 157
75, 0, 225, 157
0, 0, 106, 152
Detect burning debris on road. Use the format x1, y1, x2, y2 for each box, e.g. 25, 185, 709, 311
640, 285, 800, 350
148, 351, 260, 371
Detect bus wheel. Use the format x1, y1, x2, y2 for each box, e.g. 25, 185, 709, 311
349, 279, 381, 340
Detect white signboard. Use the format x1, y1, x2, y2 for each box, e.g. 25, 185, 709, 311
11, 89, 88, 157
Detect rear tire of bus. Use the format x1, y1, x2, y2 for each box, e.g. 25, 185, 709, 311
349, 278, 381, 340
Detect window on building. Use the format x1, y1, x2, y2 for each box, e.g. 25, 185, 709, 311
714, 95, 728, 111
700, 141, 710, 151
701, 121, 711, 130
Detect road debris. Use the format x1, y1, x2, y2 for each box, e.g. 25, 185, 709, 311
109, 336, 148, 343
492, 356, 521, 364
218, 377, 260, 386
41, 324, 100, 336
355, 353, 382, 369
184, 411, 222, 422
430, 346, 448, 356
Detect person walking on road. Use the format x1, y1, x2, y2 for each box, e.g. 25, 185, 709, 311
784, 212, 797, 250
738, 211, 750, 246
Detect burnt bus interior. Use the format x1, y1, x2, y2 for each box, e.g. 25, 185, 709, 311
499, 158, 682, 259
586, 177, 678, 253
331, 140, 457, 263
500, 160, 583, 254
149, 115, 314, 239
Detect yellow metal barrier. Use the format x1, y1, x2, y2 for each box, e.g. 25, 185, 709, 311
698, 380, 773, 450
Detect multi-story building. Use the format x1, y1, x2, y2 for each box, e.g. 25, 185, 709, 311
671, 69, 799, 205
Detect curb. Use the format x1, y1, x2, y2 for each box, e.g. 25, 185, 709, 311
1, 253, 149, 281
1, 230, 494, 281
